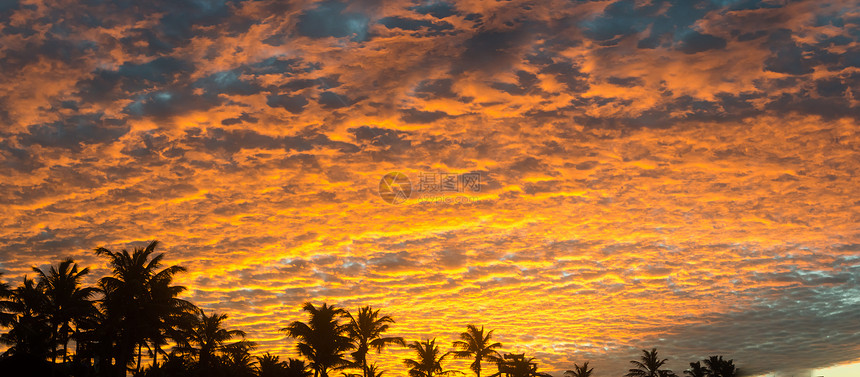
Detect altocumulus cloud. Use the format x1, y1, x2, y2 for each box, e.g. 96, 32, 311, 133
0, 0, 859, 376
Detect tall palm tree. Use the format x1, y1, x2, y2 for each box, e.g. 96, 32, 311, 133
33, 258, 99, 364
626, 348, 676, 377
703, 356, 738, 377
403, 338, 459, 377
451, 325, 502, 377
282, 302, 354, 377
564, 362, 593, 377
345, 306, 405, 377
95, 240, 186, 376
684, 361, 707, 377
0, 276, 52, 358
146, 270, 197, 368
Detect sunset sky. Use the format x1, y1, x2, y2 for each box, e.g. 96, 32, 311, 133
1, 0, 859, 376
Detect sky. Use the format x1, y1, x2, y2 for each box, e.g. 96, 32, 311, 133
0, 0, 859, 376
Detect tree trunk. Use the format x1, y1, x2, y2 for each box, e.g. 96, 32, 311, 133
136, 343, 142, 374
51, 327, 58, 364
62, 335, 68, 364
153, 343, 159, 368
114, 343, 129, 377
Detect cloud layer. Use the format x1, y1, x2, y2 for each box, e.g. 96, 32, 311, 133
1, 0, 859, 376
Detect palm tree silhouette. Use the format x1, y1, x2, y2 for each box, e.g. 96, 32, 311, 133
365, 363, 385, 377
220, 339, 258, 377
255, 352, 295, 377
0, 273, 15, 328
183, 309, 247, 372
145, 269, 197, 368
285, 358, 316, 377
0, 276, 52, 359
403, 338, 460, 377
345, 306, 405, 377
684, 361, 707, 377
625, 348, 677, 377
95, 240, 186, 376
33, 258, 99, 364
341, 364, 385, 377
282, 302, 353, 377
564, 361, 593, 377
489, 353, 552, 377
451, 325, 502, 377
703, 356, 738, 377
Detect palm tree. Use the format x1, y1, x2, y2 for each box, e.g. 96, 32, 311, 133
33, 258, 99, 364
282, 302, 354, 377
489, 353, 551, 377
345, 306, 405, 377
256, 353, 290, 377
183, 310, 247, 371
95, 240, 186, 376
451, 325, 502, 377
0, 273, 15, 327
626, 348, 676, 377
285, 358, 315, 377
146, 270, 197, 368
403, 338, 459, 377
220, 339, 258, 377
703, 356, 738, 377
684, 361, 707, 377
0, 276, 52, 358
340, 363, 384, 377
365, 363, 385, 377
564, 362, 593, 377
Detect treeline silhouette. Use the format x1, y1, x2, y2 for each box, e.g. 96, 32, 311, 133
0, 241, 742, 377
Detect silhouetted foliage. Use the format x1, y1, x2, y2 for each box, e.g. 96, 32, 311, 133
684, 361, 707, 377
0, 273, 18, 328
1, 276, 52, 359
285, 358, 316, 377
0, 243, 745, 377
96, 240, 191, 376
626, 348, 677, 377
345, 306, 404, 377
489, 353, 552, 377
282, 302, 353, 377
564, 361, 592, 377
451, 325, 501, 377
220, 339, 258, 377
255, 353, 295, 377
403, 338, 460, 377
703, 356, 739, 377
34, 258, 99, 364
177, 309, 247, 374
